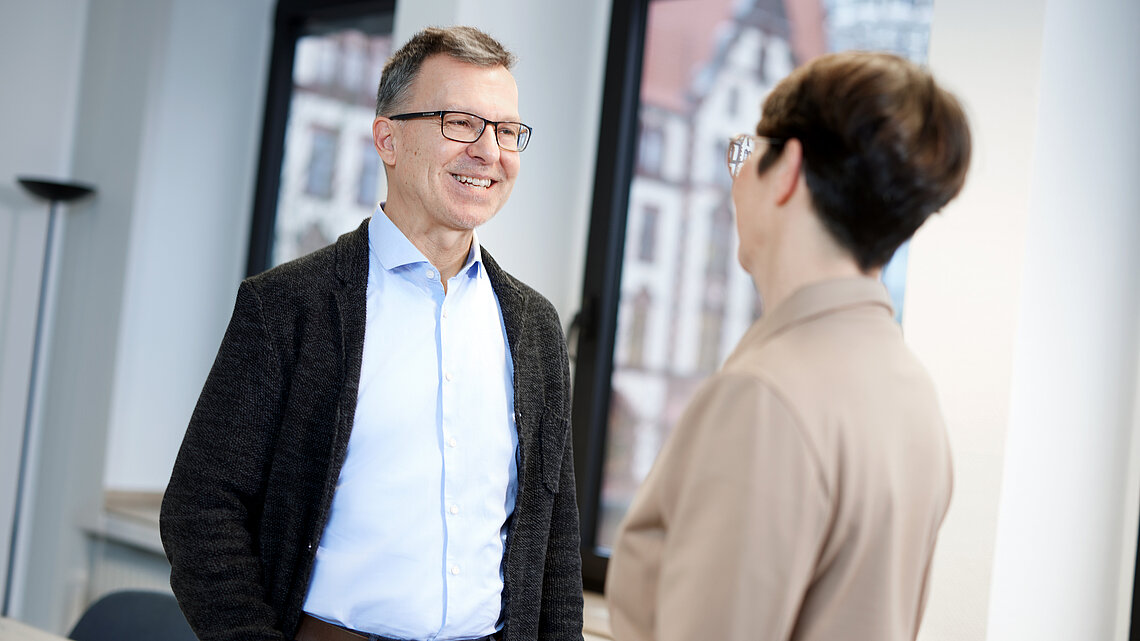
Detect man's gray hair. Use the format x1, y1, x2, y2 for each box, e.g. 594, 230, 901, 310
375, 26, 517, 117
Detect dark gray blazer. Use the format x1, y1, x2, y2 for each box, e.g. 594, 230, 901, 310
160, 219, 583, 641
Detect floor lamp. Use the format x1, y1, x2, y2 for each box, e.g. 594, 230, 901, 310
2, 177, 95, 617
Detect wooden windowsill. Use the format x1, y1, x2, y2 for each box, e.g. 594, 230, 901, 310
584, 590, 612, 640
89, 489, 165, 555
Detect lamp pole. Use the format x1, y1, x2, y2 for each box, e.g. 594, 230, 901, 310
2, 177, 95, 617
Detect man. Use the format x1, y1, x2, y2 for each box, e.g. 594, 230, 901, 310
607, 52, 971, 641
161, 26, 583, 641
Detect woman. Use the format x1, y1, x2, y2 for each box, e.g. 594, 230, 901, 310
606, 51, 971, 641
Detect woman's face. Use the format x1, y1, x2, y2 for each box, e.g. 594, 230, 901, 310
731, 137, 780, 278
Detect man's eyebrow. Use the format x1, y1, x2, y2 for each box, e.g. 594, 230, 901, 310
442, 107, 524, 121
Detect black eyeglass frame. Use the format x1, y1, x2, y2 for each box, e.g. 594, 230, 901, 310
388, 110, 533, 152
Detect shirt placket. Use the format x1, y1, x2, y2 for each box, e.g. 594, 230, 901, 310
439, 272, 462, 635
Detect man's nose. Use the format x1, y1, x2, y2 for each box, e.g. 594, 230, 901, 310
467, 124, 501, 162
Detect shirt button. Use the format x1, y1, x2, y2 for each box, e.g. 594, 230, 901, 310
451, 566, 460, 575
442, 307, 448, 318
448, 437, 457, 448
449, 504, 459, 515
426, 269, 436, 280
445, 371, 453, 382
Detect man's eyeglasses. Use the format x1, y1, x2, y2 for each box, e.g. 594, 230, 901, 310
726, 133, 784, 178
389, 110, 533, 152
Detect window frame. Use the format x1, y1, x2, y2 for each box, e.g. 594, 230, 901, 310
1132, 533, 1140, 639
570, 0, 651, 593
246, 0, 395, 277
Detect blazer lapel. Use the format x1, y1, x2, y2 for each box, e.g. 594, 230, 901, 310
329, 220, 370, 464
481, 248, 525, 353
480, 248, 543, 479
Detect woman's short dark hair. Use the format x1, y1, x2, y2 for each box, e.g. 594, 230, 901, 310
754, 51, 971, 271
375, 26, 517, 117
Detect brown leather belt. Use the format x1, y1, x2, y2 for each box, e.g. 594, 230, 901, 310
295, 614, 501, 641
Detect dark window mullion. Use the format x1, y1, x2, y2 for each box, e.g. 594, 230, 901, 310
570, 0, 651, 593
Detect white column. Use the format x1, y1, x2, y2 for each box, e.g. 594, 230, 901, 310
911, 0, 1140, 638
987, 0, 1140, 637
908, 0, 1049, 635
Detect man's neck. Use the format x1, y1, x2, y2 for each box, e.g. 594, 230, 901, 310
381, 204, 473, 290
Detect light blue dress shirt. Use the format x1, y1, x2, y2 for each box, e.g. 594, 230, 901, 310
303, 209, 518, 640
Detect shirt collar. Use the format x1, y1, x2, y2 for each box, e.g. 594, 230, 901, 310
369, 204, 484, 279
740, 277, 895, 348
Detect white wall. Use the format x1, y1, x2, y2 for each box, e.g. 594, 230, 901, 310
0, 0, 91, 614
6, 0, 274, 630
987, 0, 1140, 636
10, 0, 175, 624
907, 0, 1048, 637
910, 0, 1140, 638
102, 0, 273, 490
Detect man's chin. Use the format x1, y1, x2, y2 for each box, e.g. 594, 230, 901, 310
447, 204, 501, 230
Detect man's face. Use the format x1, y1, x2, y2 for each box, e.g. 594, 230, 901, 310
379, 54, 521, 233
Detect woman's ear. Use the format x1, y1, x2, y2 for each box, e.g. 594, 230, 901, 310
773, 138, 803, 206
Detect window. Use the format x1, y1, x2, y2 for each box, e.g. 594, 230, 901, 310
713, 139, 731, 187
357, 136, 381, 207
637, 123, 665, 175
705, 203, 732, 283
247, 0, 395, 275
572, 0, 935, 592
636, 205, 659, 262
304, 126, 338, 199
625, 288, 652, 369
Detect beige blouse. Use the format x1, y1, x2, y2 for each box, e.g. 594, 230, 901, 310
607, 277, 953, 641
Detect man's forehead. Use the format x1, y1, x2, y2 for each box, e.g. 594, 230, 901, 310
409, 56, 519, 116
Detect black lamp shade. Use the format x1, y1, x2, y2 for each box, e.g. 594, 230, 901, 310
17, 177, 96, 202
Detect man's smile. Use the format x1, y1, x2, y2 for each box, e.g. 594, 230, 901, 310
451, 173, 494, 189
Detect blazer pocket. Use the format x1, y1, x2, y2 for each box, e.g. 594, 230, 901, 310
539, 406, 569, 494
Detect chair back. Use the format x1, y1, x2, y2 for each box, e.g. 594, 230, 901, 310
68, 590, 196, 641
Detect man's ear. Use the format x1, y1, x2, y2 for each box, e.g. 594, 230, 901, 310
373, 117, 397, 165
773, 138, 803, 206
